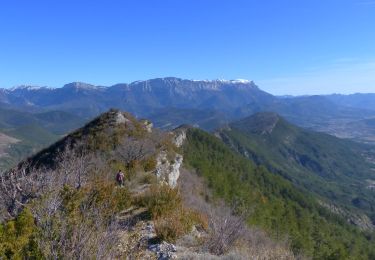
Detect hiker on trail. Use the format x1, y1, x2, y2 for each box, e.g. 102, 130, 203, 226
116, 170, 125, 187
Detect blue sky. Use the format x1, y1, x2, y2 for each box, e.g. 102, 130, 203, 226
0, 0, 374, 95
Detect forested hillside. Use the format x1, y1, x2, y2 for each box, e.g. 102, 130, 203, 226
216, 112, 375, 230
183, 128, 375, 259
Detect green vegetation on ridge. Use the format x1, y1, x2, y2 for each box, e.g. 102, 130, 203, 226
218, 112, 375, 225
183, 128, 375, 259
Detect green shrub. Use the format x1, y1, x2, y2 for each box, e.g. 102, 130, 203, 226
154, 209, 186, 242
0, 208, 40, 259
138, 184, 208, 242
140, 184, 181, 218
112, 184, 133, 211
78, 181, 132, 216
154, 205, 208, 243
30, 181, 132, 258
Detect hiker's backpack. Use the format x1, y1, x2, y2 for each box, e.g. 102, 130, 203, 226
117, 172, 124, 182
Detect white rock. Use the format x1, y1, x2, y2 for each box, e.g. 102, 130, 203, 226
168, 155, 183, 187
143, 120, 153, 133
173, 130, 186, 147
155, 151, 183, 188
115, 112, 130, 125
148, 241, 177, 260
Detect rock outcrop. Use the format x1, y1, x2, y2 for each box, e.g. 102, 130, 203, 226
114, 111, 130, 125
155, 151, 183, 188
173, 128, 186, 147
154, 128, 187, 188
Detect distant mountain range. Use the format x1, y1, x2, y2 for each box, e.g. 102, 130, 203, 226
1, 77, 375, 169
0, 78, 271, 118
1, 78, 375, 135
326, 93, 375, 111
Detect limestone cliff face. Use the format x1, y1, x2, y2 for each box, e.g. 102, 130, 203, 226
173, 128, 186, 147
155, 129, 187, 188
155, 151, 183, 188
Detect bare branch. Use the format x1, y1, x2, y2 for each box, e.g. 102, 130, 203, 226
114, 138, 154, 168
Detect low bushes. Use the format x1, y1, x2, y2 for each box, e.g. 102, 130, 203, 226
0, 208, 40, 259
138, 184, 207, 243
0, 180, 132, 259
140, 184, 182, 218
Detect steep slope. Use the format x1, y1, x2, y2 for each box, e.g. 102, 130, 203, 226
183, 128, 375, 259
216, 112, 375, 229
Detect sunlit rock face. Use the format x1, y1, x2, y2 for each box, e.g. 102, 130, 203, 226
155, 151, 183, 188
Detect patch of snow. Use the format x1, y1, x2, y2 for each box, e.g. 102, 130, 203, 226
232, 79, 251, 83
191, 79, 251, 84
218, 79, 252, 84
9, 85, 53, 91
